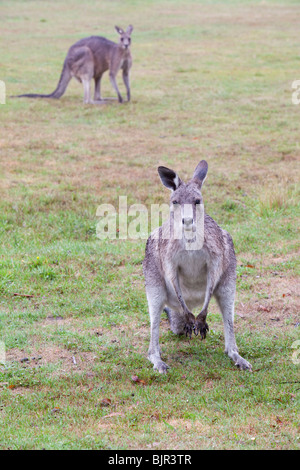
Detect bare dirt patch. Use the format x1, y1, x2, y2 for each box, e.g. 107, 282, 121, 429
6, 343, 97, 373
237, 276, 299, 329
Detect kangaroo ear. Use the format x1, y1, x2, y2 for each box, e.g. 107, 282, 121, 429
126, 25, 133, 35
115, 26, 124, 35
158, 166, 182, 191
193, 160, 208, 188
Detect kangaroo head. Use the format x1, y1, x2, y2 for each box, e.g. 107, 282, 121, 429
158, 161, 208, 238
115, 25, 133, 49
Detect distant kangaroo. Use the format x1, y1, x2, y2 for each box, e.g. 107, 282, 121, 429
143, 161, 252, 374
14, 25, 133, 104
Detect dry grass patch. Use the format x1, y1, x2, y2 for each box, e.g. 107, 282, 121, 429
237, 275, 299, 328
6, 343, 96, 370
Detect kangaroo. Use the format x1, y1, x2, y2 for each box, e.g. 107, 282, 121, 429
14, 25, 133, 104
143, 160, 252, 374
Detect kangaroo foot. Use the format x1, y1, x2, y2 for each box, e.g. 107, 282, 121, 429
148, 353, 170, 374
154, 360, 169, 374
226, 348, 252, 371
235, 355, 252, 371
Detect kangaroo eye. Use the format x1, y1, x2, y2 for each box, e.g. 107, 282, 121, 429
172, 200, 178, 205
195, 199, 201, 205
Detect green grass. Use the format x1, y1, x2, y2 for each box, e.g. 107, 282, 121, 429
0, 0, 299, 450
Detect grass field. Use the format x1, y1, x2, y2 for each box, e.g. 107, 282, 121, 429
0, 0, 299, 450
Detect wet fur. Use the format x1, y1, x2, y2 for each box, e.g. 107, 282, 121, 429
143, 161, 252, 373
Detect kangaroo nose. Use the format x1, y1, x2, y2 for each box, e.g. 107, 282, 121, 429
182, 217, 193, 226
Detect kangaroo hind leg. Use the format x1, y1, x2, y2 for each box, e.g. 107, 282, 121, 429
164, 307, 186, 336
214, 280, 252, 371
81, 77, 92, 104
70, 46, 94, 104
146, 287, 169, 374
94, 75, 103, 101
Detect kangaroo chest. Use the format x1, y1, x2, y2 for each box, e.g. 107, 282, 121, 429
118, 54, 131, 71
176, 250, 207, 282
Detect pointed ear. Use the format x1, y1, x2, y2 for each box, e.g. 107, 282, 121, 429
193, 160, 208, 188
115, 26, 124, 35
126, 25, 133, 35
158, 166, 182, 191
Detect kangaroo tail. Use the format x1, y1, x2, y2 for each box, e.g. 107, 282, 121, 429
12, 61, 71, 99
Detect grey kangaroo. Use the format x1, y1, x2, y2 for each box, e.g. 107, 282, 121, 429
143, 161, 252, 373
14, 25, 133, 104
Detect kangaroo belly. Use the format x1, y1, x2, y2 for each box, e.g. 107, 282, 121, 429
165, 250, 208, 312
179, 257, 208, 308
93, 58, 109, 77
165, 284, 206, 312
165, 272, 207, 312
181, 278, 207, 310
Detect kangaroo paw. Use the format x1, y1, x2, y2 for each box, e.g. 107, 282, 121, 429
194, 320, 209, 339
184, 312, 195, 339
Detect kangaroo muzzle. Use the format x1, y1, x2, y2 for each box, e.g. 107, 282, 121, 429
182, 216, 193, 230
182, 205, 194, 232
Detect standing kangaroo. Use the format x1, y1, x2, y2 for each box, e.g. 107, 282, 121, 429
14, 25, 133, 104
143, 161, 252, 373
